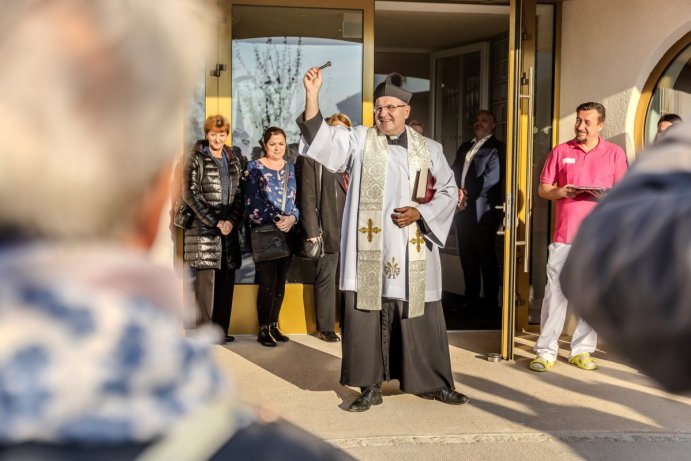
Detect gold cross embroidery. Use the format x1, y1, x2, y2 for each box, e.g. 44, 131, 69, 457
409, 229, 425, 253
359, 218, 381, 243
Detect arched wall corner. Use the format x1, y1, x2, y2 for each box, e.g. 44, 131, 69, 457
630, 23, 691, 154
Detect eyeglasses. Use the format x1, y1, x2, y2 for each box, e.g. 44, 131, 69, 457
373, 104, 408, 114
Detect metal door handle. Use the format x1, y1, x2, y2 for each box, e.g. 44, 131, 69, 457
496, 204, 506, 235
518, 66, 535, 273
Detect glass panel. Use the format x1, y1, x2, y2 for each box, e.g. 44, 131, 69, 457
528, 4, 555, 324
434, 46, 488, 285
434, 51, 482, 166
184, 72, 206, 153
461, 52, 482, 143
435, 55, 461, 164
490, 32, 509, 143
231, 5, 364, 284
644, 43, 691, 145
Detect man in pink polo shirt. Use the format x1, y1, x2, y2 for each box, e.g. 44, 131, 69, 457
529, 102, 628, 372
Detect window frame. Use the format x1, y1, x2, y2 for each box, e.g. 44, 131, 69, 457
635, 30, 691, 151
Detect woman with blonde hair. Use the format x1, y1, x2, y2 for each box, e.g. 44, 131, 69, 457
182, 114, 244, 343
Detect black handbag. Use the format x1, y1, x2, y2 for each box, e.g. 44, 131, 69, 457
296, 235, 323, 260
250, 224, 290, 262
173, 154, 204, 229
173, 198, 195, 229
250, 164, 291, 263
295, 163, 324, 260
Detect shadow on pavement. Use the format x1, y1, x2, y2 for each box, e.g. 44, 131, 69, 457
229, 339, 355, 403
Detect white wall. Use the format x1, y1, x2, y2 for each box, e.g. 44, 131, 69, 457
559, 0, 691, 160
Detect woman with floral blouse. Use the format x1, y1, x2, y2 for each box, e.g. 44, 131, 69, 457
244, 127, 299, 347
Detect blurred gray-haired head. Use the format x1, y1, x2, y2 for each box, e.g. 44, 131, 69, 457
0, 0, 215, 240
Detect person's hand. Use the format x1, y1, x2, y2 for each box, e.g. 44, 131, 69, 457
303, 67, 323, 95
561, 185, 580, 198
223, 221, 233, 235
217, 220, 233, 235
457, 188, 469, 210
392, 207, 422, 228
276, 215, 296, 233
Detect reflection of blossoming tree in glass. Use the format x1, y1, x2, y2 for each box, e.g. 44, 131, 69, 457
184, 73, 206, 152
236, 37, 302, 143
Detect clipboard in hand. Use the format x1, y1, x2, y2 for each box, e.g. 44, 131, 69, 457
573, 185, 609, 194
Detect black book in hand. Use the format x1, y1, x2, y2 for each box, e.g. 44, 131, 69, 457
413, 166, 435, 204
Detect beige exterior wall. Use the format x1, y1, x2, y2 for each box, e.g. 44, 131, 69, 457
558, 0, 691, 160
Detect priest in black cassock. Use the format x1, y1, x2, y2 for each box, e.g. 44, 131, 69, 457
297, 68, 469, 411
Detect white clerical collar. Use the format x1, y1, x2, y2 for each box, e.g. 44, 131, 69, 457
386, 129, 408, 148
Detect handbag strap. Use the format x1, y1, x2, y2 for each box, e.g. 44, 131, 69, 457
281, 163, 288, 211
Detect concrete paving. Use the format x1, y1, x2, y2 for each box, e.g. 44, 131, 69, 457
212, 331, 691, 460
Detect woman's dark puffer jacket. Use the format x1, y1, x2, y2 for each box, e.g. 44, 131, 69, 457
182, 140, 243, 270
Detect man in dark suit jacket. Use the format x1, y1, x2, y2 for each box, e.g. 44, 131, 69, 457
296, 152, 348, 342
451, 110, 506, 310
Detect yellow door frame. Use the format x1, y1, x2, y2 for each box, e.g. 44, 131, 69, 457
501, 0, 537, 359
209, 0, 374, 334
502, 0, 562, 357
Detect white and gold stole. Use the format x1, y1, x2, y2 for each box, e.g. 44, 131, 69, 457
356, 126, 430, 318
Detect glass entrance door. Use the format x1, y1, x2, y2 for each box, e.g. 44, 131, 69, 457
501, 0, 556, 359
425, 2, 555, 342
214, 0, 374, 334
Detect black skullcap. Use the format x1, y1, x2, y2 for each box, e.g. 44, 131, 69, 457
373, 73, 412, 104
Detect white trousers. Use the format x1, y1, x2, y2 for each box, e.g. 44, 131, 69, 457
534, 242, 597, 362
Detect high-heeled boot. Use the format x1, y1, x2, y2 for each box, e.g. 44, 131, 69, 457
257, 325, 277, 347
269, 322, 289, 342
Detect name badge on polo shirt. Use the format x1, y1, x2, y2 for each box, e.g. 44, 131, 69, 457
563, 158, 576, 164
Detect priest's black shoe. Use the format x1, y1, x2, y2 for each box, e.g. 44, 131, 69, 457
318, 331, 340, 342
257, 325, 277, 347
225, 335, 235, 343
347, 386, 383, 412
418, 387, 469, 405
270, 322, 290, 342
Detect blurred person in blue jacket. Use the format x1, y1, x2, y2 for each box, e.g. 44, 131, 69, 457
0, 1, 350, 460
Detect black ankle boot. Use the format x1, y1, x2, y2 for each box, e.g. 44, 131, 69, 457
257, 325, 277, 347
270, 322, 289, 342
